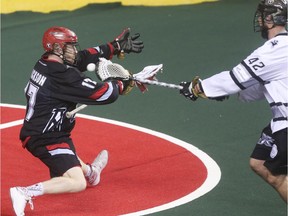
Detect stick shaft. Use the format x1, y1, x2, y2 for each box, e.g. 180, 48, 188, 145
66, 104, 87, 118
135, 78, 183, 90
66, 79, 181, 118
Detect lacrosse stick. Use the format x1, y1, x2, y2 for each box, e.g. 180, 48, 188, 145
66, 59, 183, 118
96, 58, 183, 91
66, 79, 183, 118
66, 104, 87, 118
134, 78, 183, 90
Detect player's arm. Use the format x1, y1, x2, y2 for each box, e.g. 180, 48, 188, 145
179, 73, 232, 101
179, 52, 268, 102
54, 68, 132, 105
76, 44, 114, 72
76, 79, 133, 104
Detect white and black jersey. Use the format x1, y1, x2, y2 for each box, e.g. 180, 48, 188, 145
20, 45, 122, 147
201, 32, 288, 133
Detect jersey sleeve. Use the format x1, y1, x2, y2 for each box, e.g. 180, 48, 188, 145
49, 67, 121, 105
76, 43, 115, 72
201, 35, 288, 98
201, 71, 241, 97
237, 83, 265, 102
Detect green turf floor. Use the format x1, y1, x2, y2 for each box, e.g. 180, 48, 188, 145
1, 0, 287, 215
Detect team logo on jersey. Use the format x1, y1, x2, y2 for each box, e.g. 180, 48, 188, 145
257, 132, 274, 147
43, 107, 67, 132
271, 40, 278, 47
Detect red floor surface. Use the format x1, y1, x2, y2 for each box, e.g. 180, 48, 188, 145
1, 106, 207, 215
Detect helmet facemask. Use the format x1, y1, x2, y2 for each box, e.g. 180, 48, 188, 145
62, 43, 80, 66
254, 0, 287, 39
51, 42, 80, 66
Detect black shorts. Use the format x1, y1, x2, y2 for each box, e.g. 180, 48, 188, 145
26, 137, 81, 178
251, 125, 287, 175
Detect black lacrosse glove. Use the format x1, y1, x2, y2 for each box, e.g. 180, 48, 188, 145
111, 28, 144, 55
118, 79, 135, 95
179, 81, 229, 102
179, 81, 198, 101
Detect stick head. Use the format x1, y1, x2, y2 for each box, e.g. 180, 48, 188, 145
133, 64, 163, 92
96, 58, 131, 81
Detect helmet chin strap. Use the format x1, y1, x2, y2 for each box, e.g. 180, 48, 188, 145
51, 44, 77, 66
51, 50, 75, 65
63, 52, 77, 66
50, 45, 65, 62
51, 52, 64, 60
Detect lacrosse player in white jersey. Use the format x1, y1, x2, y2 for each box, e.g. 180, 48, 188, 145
180, 0, 288, 203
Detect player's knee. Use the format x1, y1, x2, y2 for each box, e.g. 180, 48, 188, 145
72, 178, 87, 192
249, 158, 285, 188
77, 178, 87, 191
266, 173, 287, 189
249, 158, 264, 174
64, 167, 87, 192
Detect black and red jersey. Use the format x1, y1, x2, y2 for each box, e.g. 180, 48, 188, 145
20, 44, 122, 147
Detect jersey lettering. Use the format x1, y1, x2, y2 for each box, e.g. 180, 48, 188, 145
25, 82, 39, 121
248, 57, 265, 71
31, 70, 47, 86
82, 78, 96, 89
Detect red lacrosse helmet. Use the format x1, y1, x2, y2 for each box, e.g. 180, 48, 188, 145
42, 26, 78, 52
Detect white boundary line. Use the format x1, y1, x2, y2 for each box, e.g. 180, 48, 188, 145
0, 103, 221, 215
0, 103, 26, 129
0, 119, 23, 129
77, 113, 221, 216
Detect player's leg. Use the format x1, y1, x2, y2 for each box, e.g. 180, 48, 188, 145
36, 140, 87, 193
43, 166, 87, 193
250, 158, 287, 202
250, 125, 287, 203
78, 150, 109, 186
10, 166, 86, 216
10, 140, 85, 215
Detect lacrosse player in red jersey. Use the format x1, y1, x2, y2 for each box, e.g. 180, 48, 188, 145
180, 0, 287, 203
9, 26, 143, 215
